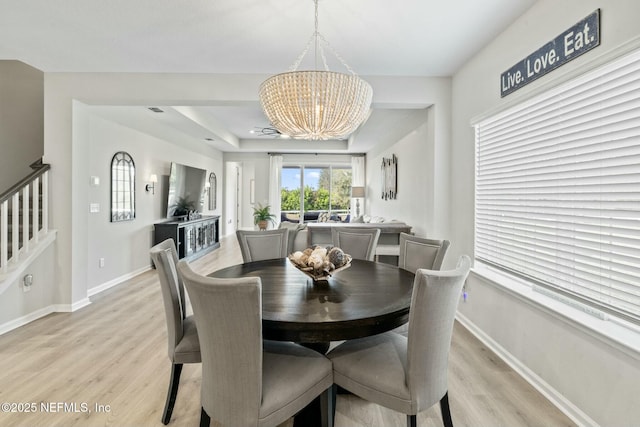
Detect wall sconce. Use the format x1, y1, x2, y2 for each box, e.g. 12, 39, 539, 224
145, 174, 158, 194
204, 181, 211, 201
351, 186, 365, 217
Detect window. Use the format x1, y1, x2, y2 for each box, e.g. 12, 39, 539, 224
474, 49, 640, 324
111, 151, 136, 222
281, 165, 352, 223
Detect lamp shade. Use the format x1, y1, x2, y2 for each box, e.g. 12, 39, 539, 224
351, 186, 365, 198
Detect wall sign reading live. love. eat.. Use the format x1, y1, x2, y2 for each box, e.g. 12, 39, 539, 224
500, 9, 600, 97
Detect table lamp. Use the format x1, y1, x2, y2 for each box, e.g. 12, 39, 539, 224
351, 186, 365, 217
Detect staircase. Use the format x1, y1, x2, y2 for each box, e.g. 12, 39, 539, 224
0, 163, 50, 277
6, 185, 43, 258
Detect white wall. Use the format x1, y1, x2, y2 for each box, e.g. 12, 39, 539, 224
366, 106, 453, 243
224, 161, 239, 235
42, 73, 450, 311
226, 137, 453, 240
82, 108, 222, 293
0, 239, 56, 331
44, 73, 256, 308
368, 120, 425, 233
367, 117, 438, 238
450, 1, 640, 425
223, 152, 272, 233
27, 6, 639, 424
0, 61, 43, 194
366, 82, 452, 244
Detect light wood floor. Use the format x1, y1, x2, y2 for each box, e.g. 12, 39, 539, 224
0, 235, 575, 427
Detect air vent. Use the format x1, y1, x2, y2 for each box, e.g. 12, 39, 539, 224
148, 107, 164, 113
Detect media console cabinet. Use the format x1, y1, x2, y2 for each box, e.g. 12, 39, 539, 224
153, 215, 220, 261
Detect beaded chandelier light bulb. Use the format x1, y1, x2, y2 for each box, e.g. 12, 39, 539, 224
259, 0, 373, 141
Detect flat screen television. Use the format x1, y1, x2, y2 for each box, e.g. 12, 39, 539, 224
166, 162, 207, 218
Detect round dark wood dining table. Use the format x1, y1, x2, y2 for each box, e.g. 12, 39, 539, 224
208, 257, 416, 344
208, 257, 415, 427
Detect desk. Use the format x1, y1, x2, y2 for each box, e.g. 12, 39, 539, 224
209, 258, 415, 344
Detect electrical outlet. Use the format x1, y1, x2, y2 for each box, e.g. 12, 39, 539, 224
99, 258, 105, 268
23, 274, 33, 293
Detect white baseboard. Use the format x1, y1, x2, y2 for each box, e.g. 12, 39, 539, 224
1, 260, 150, 336
52, 298, 92, 312
455, 311, 598, 427
87, 265, 151, 297
0, 305, 56, 336
1, 263, 152, 335
0, 297, 91, 336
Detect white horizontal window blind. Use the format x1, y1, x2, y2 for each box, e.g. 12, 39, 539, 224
475, 49, 640, 324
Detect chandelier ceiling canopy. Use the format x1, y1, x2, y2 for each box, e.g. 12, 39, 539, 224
259, 0, 373, 141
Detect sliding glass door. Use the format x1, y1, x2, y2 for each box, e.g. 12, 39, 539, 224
281, 165, 352, 223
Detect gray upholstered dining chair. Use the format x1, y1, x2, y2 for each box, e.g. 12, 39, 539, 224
330, 227, 380, 261
149, 239, 201, 425
177, 260, 334, 427
398, 232, 450, 274
236, 228, 289, 262
327, 255, 471, 427
395, 233, 451, 335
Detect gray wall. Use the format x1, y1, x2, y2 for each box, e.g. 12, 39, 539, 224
41, 71, 449, 314
81, 106, 223, 293
0, 61, 44, 194
450, 0, 640, 425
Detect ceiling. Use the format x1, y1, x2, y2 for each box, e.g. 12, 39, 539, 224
0, 0, 537, 153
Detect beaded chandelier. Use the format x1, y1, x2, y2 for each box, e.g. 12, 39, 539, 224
259, 0, 373, 141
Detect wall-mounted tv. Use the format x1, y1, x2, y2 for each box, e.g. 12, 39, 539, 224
166, 162, 207, 218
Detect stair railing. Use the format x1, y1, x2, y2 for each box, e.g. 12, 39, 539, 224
0, 163, 50, 274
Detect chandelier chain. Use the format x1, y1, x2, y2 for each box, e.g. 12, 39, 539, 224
259, 0, 372, 140
317, 33, 356, 75
287, 0, 356, 75
314, 0, 319, 70
288, 34, 315, 72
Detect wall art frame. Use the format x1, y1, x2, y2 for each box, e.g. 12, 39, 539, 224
381, 154, 397, 200
208, 172, 217, 210
110, 151, 136, 222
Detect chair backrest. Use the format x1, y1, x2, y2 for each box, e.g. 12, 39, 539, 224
236, 228, 289, 262
331, 227, 381, 261
398, 232, 450, 273
278, 222, 308, 254
150, 238, 186, 360
406, 255, 471, 407
177, 260, 264, 426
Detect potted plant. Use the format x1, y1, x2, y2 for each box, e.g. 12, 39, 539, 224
171, 196, 197, 217
253, 203, 276, 230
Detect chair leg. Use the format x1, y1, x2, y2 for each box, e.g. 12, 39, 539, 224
161, 363, 183, 424
331, 384, 337, 422
200, 407, 210, 427
407, 414, 417, 427
440, 392, 454, 427
320, 385, 335, 427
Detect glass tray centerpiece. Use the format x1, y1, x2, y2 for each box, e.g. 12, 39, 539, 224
288, 246, 352, 282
